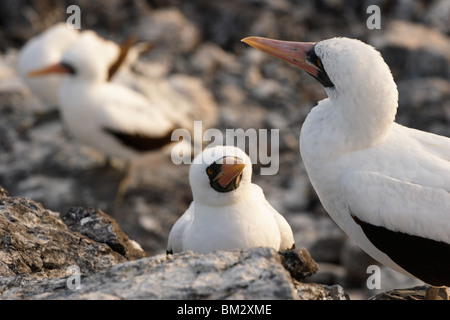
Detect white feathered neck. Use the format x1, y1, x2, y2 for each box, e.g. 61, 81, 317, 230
302, 38, 399, 160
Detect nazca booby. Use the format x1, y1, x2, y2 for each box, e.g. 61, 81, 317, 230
17, 23, 79, 108
25, 25, 217, 159
167, 145, 295, 254
18, 23, 146, 111
27, 31, 179, 160
242, 36, 450, 290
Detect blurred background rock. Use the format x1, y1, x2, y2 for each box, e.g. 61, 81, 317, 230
0, 0, 448, 299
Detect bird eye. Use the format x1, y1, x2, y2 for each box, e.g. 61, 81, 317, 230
206, 168, 214, 175
316, 58, 323, 69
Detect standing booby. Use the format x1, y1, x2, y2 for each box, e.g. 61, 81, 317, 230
28, 31, 176, 160
167, 145, 295, 254
18, 23, 148, 111
242, 36, 450, 293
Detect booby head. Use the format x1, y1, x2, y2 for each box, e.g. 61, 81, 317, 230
242, 36, 397, 103
28, 31, 119, 82
242, 36, 399, 149
189, 146, 253, 206
17, 22, 80, 78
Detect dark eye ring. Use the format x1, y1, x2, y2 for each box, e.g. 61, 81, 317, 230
206, 168, 214, 175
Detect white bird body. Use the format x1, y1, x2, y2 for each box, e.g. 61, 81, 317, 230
173, 185, 285, 253
17, 23, 79, 107
18, 23, 149, 110
243, 36, 450, 286
302, 110, 450, 275
26, 27, 217, 160
167, 146, 295, 254
59, 79, 174, 159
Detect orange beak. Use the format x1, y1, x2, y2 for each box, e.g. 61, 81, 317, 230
241, 36, 318, 77
28, 63, 72, 77
213, 158, 245, 189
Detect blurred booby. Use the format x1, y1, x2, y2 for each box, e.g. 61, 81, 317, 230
28, 31, 176, 160
17, 23, 79, 108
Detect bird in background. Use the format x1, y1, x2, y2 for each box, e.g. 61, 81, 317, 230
28, 30, 177, 161
17, 23, 79, 109
26, 29, 207, 202
167, 145, 295, 254
22, 23, 217, 156
242, 36, 450, 299
17, 22, 148, 112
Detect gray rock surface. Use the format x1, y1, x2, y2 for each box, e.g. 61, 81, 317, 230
0, 191, 146, 279
61, 207, 148, 261
370, 285, 450, 300
0, 248, 300, 300
0, 248, 348, 300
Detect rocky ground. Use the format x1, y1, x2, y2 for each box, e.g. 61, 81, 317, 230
0, 0, 449, 299
0, 188, 347, 300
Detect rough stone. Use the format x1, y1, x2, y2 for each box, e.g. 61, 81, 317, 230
61, 207, 147, 261
279, 248, 319, 281
0, 187, 348, 300
1, 1, 449, 300
0, 192, 144, 279
370, 285, 450, 300
0, 246, 347, 300
294, 282, 349, 300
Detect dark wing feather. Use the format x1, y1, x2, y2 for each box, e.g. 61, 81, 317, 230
107, 36, 136, 81
352, 215, 450, 287
104, 127, 174, 152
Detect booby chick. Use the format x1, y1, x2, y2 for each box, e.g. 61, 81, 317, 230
242, 36, 450, 293
28, 31, 176, 160
167, 145, 295, 254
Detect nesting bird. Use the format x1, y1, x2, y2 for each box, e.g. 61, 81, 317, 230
243, 36, 450, 295
167, 145, 295, 254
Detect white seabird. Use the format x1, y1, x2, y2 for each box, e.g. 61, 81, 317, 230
242, 36, 450, 291
28, 31, 176, 160
17, 23, 80, 108
167, 145, 295, 254
18, 23, 148, 111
